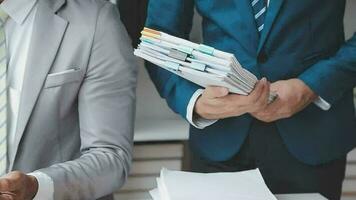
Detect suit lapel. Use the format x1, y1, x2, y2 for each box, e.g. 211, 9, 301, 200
257, 0, 285, 53
229, 0, 259, 54
10, 0, 68, 169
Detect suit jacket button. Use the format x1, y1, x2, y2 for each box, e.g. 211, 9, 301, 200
257, 52, 268, 64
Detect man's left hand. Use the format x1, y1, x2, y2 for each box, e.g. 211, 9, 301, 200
0, 171, 38, 200
251, 78, 317, 123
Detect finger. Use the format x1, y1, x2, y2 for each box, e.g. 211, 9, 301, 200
203, 86, 229, 99
244, 78, 268, 113
201, 88, 231, 108
252, 79, 269, 109
0, 194, 14, 200
258, 80, 270, 107
248, 78, 267, 102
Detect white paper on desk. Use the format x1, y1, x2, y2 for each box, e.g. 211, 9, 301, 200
159, 168, 277, 200
276, 194, 328, 200
150, 188, 161, 200
156, 178, 170, 200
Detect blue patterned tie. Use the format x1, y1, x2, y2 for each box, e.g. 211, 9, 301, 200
251, 0, 267, 34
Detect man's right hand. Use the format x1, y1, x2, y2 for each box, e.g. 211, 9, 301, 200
194, 78, 270, 120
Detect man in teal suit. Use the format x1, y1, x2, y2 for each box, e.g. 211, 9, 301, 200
145, 0, 356, 199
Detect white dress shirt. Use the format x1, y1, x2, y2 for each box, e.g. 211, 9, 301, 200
186, 0, 330, 129
1, 0, 54, 199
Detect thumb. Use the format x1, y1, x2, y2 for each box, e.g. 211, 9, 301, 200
0, 179, 13, 192
204, 86, 229, 98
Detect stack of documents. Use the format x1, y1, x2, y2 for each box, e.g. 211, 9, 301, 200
134, 28, 277, 102
149, 168, 277, 200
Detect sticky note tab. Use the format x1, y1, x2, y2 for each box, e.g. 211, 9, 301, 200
164, 61, 180, 71
198, 44, 215, 55
140, 37, 154, 44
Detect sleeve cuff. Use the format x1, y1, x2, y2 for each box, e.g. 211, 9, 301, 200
186, 89, 217, 129
28, 171, 54, 200
313, 96, 331, 111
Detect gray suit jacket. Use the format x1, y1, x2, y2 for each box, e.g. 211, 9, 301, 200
10, 0, 137, 199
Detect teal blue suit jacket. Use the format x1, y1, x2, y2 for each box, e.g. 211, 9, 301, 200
145, 0, 356, 165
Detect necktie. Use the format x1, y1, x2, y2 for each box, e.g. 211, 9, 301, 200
251, 0, 267, 34
0, 8, 8, 176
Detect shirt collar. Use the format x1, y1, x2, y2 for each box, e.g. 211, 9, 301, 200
0, 0, 38, 25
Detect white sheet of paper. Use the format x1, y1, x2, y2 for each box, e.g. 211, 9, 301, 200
150, 192, 328, 200
134, 49, 249, 95
158, 168, 277, 200
149, 188, 161, 200
178, 67, 249, 95
276, 194, 328, 200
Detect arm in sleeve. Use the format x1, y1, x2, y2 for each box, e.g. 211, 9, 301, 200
145, 0, 201, 118
35, 3, 138, 199
299, 33, 356, 105
186, 89, 217, 129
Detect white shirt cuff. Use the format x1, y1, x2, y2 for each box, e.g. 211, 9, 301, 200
186, 89, 218, 129
28, 171, 54, 200
313, 96, 331, 111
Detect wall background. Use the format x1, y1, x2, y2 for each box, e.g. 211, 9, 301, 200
344, 0, 356, 40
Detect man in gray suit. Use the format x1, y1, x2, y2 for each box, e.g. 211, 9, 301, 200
0, 0, 137, 199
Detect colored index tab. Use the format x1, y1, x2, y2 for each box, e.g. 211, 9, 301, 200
141, 31, 159, 39
140, 37, 155, 44
198, 44, 215, 55
143, 27, 161, 35
164, 61, 180, 71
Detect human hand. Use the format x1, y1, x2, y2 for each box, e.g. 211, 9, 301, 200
194, 78, 270, 120
0, 171, 38, 200
251, 78, 317, 122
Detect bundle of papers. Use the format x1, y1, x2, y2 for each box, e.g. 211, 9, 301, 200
149, 168, 277, 200
134, 27, 277, 102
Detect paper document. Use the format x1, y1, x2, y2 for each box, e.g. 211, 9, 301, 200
150, 168, 277, 200
134, 27, 329, 110
276, 194, 328, 200
135, 28, 277, 103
